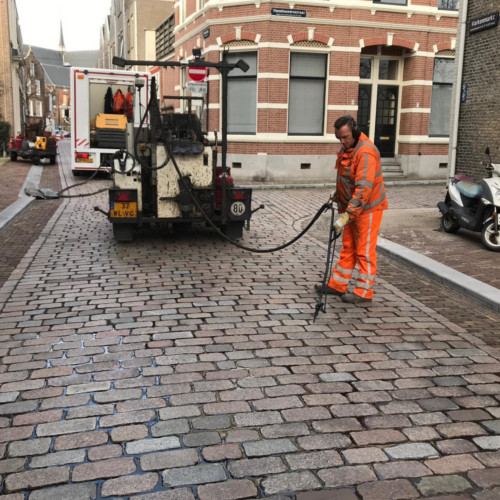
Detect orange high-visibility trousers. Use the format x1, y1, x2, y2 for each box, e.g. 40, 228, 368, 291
328, 210, 384, 299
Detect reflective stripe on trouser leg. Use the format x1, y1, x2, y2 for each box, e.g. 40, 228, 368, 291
353, 210, 383, 299
328, 221, 355, 293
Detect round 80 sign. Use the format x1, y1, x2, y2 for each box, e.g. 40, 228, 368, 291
187, 66, 208, 82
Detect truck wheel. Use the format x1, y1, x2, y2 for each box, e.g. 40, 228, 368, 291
33, 158, 39, 166
113, 223, 134, 242
222, 221, 244, 240
10, 152, 17, 161
49, 156, 56, 165
481, 221, 500, 252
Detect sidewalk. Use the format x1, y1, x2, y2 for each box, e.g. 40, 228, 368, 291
0, 156, 62, 285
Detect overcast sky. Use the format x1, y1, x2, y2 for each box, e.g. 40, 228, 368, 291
17, 0, 112, 51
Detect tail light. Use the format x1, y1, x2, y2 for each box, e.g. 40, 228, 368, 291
232, 190, 246, 200
111, 190, 136, 203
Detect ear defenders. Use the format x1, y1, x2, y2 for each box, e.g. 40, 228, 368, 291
342, 115, 361, 141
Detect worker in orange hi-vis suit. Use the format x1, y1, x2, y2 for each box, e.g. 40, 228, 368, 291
315, 115, 388, 304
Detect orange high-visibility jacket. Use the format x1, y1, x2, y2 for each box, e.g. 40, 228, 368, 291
113, 90, 125, 113
125, 92, 133, 117
335, 132, 388, 220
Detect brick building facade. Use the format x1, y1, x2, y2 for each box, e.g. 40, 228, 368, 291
155, 0, 458, 181
453, 0, 500, 179
98, 0, 174, 71
23, 48, 47, 122
0, 0, 24, 138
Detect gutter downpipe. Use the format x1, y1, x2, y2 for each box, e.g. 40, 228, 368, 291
450, 0, 469, 178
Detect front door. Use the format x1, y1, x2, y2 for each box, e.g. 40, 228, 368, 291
375, 85, 398, 158
357, 55, 402, 158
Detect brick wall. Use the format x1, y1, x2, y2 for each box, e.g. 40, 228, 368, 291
163, 0, 458, 179
456, 1, 500, 179
0, 0, 14, 125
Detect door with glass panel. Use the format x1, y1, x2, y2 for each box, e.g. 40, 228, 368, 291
358, 56, 401, 157
375, 86, 398, 157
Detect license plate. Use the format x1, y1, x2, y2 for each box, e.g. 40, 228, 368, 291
110, 202, 137, 218
76, 158, 94, 163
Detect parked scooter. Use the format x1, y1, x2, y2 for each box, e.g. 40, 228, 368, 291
438, 147, 500, 251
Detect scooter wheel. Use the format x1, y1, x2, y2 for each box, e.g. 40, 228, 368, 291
441, 214, 460, 234
481, 221, 500, 252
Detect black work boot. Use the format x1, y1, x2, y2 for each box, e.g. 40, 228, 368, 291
314, 284, 344, 296
341, 292, 372, 304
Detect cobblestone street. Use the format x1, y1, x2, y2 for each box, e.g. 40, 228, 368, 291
1, 144, 500, 499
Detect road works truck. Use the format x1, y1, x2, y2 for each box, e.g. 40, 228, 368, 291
93, 54, 255, 242
70, 67, 150, 174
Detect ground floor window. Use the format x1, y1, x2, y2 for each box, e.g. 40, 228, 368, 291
288, 53, 327, 135
227, 52, 257, 134
429, 57, 455, 136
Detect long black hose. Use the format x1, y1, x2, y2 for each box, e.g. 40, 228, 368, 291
99, 76, 334, 254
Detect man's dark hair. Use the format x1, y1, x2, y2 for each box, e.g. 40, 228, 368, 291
334, 115, 356, 131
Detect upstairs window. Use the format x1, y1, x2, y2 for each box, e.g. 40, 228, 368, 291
288, 53, 327, 135
438, 0, 458, 10
373, 0, 407, 5
156, 14, 175, 59
35, 80, 41, 96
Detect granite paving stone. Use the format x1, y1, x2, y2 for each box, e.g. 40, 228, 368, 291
242, 438, 297, 457
318, 464, 377, 487
285, 450, 343, 470
296, 490, 359, 500
27, 483, 98, 500
140, 449, 199, 471
227, 457, 287, 478
415, 475, 473, 496
162, 463, 226, 487
374, 460, 434, 480
384, 442, 440, 460
261, 471, 322, 496
357, 479, 420, 500
197, 479, 258, 500
468, 467, 500, 488
100, 472, 159, 497
472, 436, 500, 450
